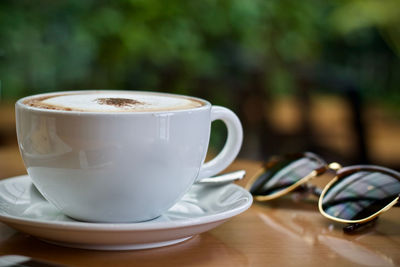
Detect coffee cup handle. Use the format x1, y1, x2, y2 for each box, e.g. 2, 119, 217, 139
196, 106, 243, 181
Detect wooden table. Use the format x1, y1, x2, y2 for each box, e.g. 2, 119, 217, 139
0, 145, 399, 267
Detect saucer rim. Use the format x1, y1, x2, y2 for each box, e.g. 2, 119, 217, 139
0, 175, 253, 231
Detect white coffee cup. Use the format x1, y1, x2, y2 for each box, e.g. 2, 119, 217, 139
16, 90, 243, 222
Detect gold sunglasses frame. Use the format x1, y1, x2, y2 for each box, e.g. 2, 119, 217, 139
246, 152, 400, 226
318, 164, 400, 225
244, 152, 334, 201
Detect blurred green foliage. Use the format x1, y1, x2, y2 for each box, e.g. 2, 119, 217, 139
0, 0, 399, 108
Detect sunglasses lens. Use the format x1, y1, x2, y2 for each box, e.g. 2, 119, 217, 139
249, 155, 322, 196
321, 170, 400, 220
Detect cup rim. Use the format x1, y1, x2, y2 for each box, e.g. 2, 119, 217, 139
16, 90, 211, 115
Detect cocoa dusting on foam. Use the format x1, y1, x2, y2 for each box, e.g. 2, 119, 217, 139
95, 98, 144, 108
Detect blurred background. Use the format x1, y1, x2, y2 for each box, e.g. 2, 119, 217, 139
0, 0, 399, 173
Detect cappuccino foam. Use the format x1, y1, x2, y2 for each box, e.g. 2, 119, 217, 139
23, 91, 205, 112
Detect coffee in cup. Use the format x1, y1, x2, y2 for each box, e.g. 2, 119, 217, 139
22, 91, 205, 112
16, 90, 243, 223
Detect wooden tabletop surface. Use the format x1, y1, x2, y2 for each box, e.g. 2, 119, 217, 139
0, 144, 399, 267
0, 103, 399, 266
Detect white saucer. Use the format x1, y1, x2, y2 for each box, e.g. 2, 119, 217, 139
0, 175, 252, 250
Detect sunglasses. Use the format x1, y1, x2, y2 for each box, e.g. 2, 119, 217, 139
245, 152, 400, 233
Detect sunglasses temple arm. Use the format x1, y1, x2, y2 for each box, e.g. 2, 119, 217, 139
342, 217, 379, 233
299, 184, 322, 197
311, 185, 322, 197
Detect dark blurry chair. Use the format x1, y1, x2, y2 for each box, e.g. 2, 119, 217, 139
295, 64, 369, 164
237, 64, 369, 166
